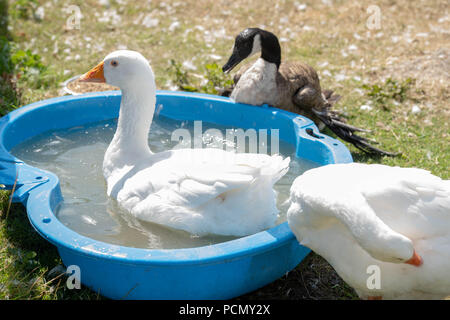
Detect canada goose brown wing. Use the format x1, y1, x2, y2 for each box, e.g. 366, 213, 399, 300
277, 61, 325, 118
279, 62, 322, 96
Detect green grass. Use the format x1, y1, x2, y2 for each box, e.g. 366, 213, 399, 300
0, 202, 98, 299
9, 0, 38, 20
334, 77, 449, 178
0, 0, 448, 300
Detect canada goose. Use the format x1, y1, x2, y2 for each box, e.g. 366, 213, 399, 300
221, 28, 396, 156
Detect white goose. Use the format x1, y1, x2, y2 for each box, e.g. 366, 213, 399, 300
79, 50, 290, 237
287, 163, 450, 299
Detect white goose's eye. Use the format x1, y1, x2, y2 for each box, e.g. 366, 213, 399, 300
110, 60, 118, 67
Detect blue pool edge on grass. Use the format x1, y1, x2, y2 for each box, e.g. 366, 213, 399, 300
0, 91, 353, 299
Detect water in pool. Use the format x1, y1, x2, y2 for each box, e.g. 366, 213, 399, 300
11, 116, 318, 249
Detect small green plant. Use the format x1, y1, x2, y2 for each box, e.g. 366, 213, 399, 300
12, 43, 63, 88
11, 48, 46, 80
362, 77, 414, 109
167, 59, 198, 92
10, 0, 38, 19
1, 36, 48, 79
199, 63, 234, 95
0, 37, 62, 116
167, 60, 233, 95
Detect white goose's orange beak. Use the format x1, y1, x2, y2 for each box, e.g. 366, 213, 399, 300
79, 61, 105, 83
405, 250, 423, 267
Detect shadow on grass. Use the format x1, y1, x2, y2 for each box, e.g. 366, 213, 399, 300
240, 252, 358, 300
1, 201, 101, 299
351, 151, 384, 163
1, 202, 100, 299
2, 203, 59, 270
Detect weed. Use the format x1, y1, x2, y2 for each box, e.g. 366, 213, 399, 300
0, 36, 64, 116
200, 63, 234, 95
362, 77, 414, 109
10, 48, 60, 89
167, 59, 198, 92
167, 60, 233, 95
10, 0, 38, 20
11, 48, 46, 76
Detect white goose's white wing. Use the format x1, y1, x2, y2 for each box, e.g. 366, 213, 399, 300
117, 148, 290, 236
358, 165, 450, 239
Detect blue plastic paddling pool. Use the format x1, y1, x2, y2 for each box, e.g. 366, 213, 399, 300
0, 91, 353, 299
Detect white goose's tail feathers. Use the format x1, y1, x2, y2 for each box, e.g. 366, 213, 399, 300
259, 155, 291, 184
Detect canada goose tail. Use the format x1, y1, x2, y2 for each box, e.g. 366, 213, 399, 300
322, 89, 341, 107
312, 98, 399, 157
321, 89, 347, 119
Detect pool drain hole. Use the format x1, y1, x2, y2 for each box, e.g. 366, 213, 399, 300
305, 128, 324, 139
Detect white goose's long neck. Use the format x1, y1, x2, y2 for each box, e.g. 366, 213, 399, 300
106, 80, 156, 170
116, 88, 154, 153
325, 201, 414, 263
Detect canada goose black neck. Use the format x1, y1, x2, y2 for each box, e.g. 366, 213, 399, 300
258, 29, 281, 69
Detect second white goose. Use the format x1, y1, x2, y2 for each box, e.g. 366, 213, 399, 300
287, 163, 450, 299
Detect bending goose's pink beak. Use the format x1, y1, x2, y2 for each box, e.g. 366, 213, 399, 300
405, 250, 423, 267
79, 61, 105, 83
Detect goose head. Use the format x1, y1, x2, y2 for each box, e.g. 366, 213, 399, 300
368, 233, 423, 266
222, 28, 281, 73
79, 50, 157, 162
79, 50, 155, 91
